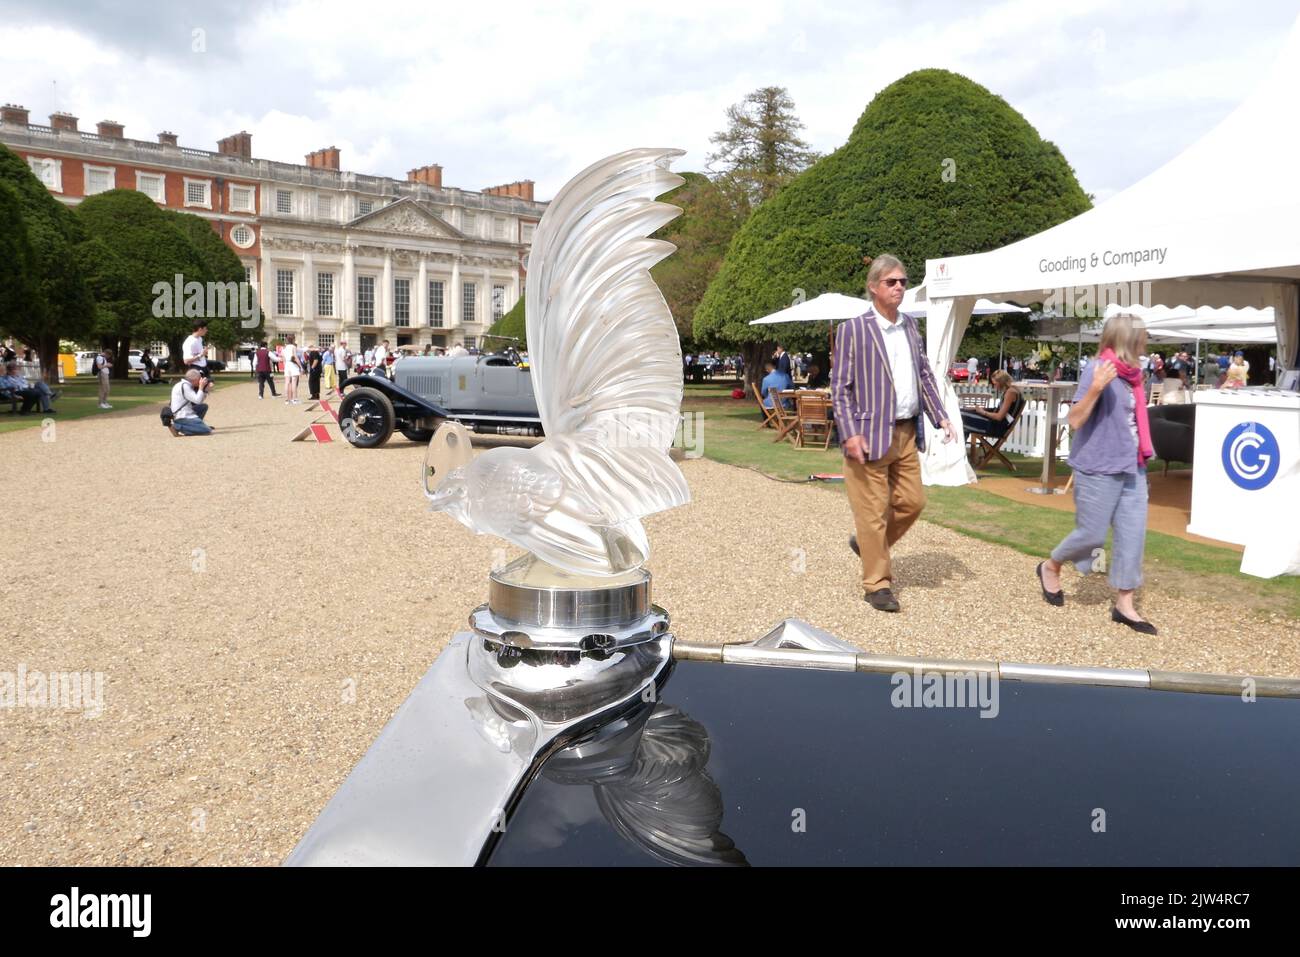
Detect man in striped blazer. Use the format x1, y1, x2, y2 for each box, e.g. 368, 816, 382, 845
831, 254, 957, 612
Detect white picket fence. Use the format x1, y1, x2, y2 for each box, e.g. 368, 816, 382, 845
956, 385, 1071, 459
1003, 400, 1072, 459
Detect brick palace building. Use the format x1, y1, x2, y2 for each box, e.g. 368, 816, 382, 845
0, 103, 547, 356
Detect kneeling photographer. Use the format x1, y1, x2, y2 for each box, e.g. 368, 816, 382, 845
164, 369, 214, 437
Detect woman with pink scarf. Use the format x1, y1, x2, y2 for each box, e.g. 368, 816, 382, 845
1036, 313, 1158, 634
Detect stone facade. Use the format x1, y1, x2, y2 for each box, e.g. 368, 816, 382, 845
0, 105, 545, 350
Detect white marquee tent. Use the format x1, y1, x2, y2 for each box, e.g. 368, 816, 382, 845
746, 290, 1026, 326
1035, 305, 1279, 345
917, 17, 1300, 489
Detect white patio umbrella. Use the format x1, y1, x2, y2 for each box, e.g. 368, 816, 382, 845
746, 293, 872, 326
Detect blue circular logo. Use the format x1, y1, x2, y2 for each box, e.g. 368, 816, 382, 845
1221, 422, 1280, 490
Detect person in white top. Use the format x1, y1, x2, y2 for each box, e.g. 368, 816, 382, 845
333, 340, 348, 394
282, 335, 301, 404
447, 342, 469, 358
966, 355, 978, 383
373, 340, 389, 379
182, 321, 209, 374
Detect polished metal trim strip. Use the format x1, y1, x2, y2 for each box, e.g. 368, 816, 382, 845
999, 662, 1150, 688
671, 636, 1300, 698
856, 654, 999, 676
721, 645, 858, 671
1149, 669, 1300, 698
670, 641, 724, 663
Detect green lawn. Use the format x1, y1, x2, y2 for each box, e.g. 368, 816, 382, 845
0, 372, 244, 434
680, 381, 1299, 619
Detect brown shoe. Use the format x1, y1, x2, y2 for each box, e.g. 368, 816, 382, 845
865, 588, 900, 612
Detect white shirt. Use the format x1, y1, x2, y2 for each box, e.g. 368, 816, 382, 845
170, 380, 205, 419
182, 334, 207, 369
334, 345, 347, 368
448, 345, 469, 358
874, 308, 919, 420
967, 356, 978, 373
373, 345, 388, 366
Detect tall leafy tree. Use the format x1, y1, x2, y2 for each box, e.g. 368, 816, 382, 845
0, 183, 36, 330
76, 190, 205, 376
650, 171, 750, 349
0, 144, 95, 383
707, 86, 821, 206
163, 211, 249, 367
694, 69, 1092, 392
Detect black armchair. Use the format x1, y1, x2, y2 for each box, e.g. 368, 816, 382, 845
1148, 404, 1196, 474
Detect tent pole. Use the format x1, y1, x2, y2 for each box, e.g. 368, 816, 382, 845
1195, 338, 1201, 387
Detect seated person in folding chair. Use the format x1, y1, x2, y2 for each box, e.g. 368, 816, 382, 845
961, 370, 1021, 461
758, 360, 794, 420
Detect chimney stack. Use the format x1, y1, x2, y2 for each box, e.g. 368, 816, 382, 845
49, 112, 79, 133
407, 164, 443, 188
96, 120, 124, 139
217, 131, 252, 159
158, 131, 178, 146
482, 179, 535, 202
305, 146, 341, 170
1, 104, 29, 127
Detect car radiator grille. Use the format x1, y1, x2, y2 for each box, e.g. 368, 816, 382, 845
403, 375, 441, 400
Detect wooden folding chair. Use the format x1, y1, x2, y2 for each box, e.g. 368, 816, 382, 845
970, 395, 1026, 472
795, 393, 832, 450
752, 382, 780, 430
769, 388, 801, 445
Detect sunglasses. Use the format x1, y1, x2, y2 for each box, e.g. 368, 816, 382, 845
879, 277, 908, 288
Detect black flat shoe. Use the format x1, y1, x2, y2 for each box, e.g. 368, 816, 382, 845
1112, 607, 1158, 635
864, 588, 900, 612
849, 534, 860, 556
1036, 562, 1064, 606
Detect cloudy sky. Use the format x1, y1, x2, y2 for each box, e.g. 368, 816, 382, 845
1, 0, 1296, 203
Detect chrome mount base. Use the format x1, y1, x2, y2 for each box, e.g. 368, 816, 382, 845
285, 555, 673, 866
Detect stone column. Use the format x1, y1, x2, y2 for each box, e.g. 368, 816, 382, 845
342, 243, 355, 331
260, 240, 274, 334
417, 254, 429, 337
450, 258, 462, 331
302, 249, 315, 341
381, 249, 394, 331
482, 266, 492, 327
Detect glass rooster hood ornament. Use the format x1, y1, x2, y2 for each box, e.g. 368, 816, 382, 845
424, 148, 691, 576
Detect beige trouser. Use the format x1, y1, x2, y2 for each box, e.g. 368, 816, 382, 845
843, 420, 926, 593
98, 370, 110, 404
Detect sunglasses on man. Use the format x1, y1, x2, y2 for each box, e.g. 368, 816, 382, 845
879, 277, 908, 288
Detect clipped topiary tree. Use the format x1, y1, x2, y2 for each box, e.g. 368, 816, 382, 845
164, 210, 248, 366
77, 189, 206, 376
694, 68, 1092, 390
488, 292, 527, 349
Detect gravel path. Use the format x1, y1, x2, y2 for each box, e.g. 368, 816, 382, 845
2, 379, 1296, 865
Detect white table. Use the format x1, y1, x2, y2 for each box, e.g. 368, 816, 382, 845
1016, 382, 1076, 494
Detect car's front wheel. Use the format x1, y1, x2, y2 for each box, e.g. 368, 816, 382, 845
338, 387, 395, 448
